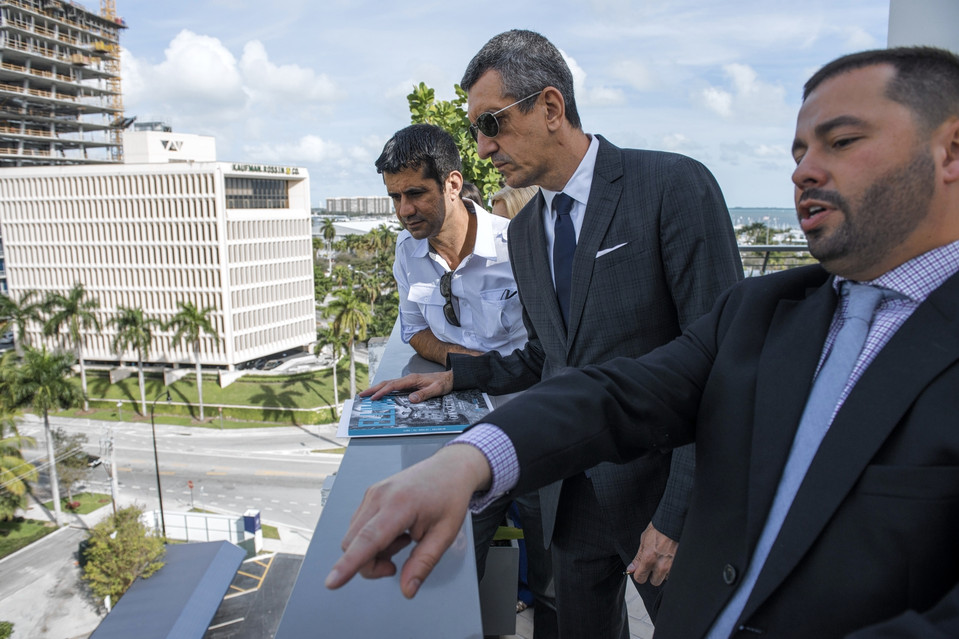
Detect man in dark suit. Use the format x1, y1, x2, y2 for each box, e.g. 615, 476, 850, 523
331, 46, 959, 637
363, 29, 742, 637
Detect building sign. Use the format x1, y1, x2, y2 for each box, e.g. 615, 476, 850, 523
231, 163, 300, 176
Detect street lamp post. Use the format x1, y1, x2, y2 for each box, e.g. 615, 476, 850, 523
150, 390, 171, 538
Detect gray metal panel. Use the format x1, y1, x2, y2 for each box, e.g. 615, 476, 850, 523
90, 540, 246, 639
275, 321, 484, 638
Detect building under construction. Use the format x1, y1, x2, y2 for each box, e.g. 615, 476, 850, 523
0, 0, 127, 167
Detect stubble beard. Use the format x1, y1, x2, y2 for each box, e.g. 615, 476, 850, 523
805, 147, 936, 277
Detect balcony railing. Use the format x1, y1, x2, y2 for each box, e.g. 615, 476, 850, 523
739, 244, 814, 277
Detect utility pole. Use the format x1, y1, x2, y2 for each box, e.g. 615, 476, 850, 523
99, 425, 118, 515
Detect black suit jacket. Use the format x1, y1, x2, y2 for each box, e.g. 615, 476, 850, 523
451, 136, 743, 544
483, 264, 959, 638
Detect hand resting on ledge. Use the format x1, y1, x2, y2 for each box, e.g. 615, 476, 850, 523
325, 443, 492, 598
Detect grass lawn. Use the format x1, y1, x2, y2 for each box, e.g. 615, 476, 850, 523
262, 523, 280, 540
0, 517, 58, 559
41, 492, 113, 515
52, 359, 368, 428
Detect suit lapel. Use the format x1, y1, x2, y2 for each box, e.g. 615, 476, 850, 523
567, 137, 622, 349
744, 272, 959, 619
746, 278, 836, 546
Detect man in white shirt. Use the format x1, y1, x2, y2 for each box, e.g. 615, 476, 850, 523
377, 124, 526, 365
375, 123, 556, 636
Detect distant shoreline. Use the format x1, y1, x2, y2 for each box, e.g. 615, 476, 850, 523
728, 207, 798, 230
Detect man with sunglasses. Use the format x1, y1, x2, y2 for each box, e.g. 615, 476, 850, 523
364, 30, 742, 639
375, 123, 557, 635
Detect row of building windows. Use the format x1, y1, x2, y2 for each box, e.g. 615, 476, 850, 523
15, 266, 224, 294
233, 298, 313, 332
231, 279, 312, 309
226, 219, 310, 242
224, 178, 288, 209
18, 297, 314, 365
0, 191, 217, 222
234, 319, 315, 355
229, 260, 312, 287
5, 219, 220, 245
9, 244, 224, 275
0, 172, 216, 201
26, 325, 226, 362
227, 238, 311, 264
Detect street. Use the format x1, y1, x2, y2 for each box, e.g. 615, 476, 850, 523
16, 414, 347, 533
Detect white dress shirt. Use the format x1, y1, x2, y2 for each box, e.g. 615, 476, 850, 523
393, 201, 527, 356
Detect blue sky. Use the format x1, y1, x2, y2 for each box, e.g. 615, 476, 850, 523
115, 0, 891, 209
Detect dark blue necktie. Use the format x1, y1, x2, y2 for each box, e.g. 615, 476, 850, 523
552, 192, 575, 328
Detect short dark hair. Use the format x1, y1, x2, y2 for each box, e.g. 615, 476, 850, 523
461, 29, 581, 129
804, 46, 959, 134
375, 124, 462, 186
460, 181, 482, 204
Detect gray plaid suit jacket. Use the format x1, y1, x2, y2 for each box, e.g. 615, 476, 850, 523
451, 135, 743, 547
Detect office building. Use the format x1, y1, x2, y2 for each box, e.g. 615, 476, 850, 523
325, 196, 391, 216
0, 159, 314, 371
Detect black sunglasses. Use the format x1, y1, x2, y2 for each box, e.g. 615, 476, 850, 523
440, 271, 460, 327
468, 91, 543, 141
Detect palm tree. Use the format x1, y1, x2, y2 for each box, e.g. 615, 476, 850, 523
43, 283, 100, 411
367, 224, 396, 255
166, 301, 219, 421
330, 264, 352, 287
315, 327, 348, 416
0, 289, 43, 347
325, 288, 371, 398
111, 306, 162, 416
7, 347, 83, 524
0, 407, 37, 521
355, 272, 381, 317
321, 218, 337, 276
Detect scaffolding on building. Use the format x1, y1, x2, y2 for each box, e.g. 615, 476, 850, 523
0, 0, 128, 166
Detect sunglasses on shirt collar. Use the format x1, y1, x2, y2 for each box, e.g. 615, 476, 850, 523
440, 271, 460, 327
468, 91, 543, 141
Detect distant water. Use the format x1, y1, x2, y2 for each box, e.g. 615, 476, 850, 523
729, 207, 799, 231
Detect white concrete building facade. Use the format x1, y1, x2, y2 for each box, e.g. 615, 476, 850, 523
0, 161, 314, 370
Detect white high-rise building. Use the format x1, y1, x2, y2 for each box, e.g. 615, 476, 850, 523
0, 160, 314, 371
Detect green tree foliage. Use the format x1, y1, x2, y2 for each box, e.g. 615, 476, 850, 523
407, 82, 501, 205
6, 347, 83, 524
369, 291, 399, 338
0, 621, 13, 639
166, 301, 220, 421
81, 505, 165, 604
325, 288, 371, 398
315, 327, 348, 415
110, 306, 163, 416
43, 283, 100, 411
52, 428, 89, 504
0, 413, 37, 521
0, 290, 42, 347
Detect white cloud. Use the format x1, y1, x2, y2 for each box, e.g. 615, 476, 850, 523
239, 40, 343, 108
246, 134, 344, 164
152, 30, 245, 106
562, 49, 626, 107
608, 59, 658, 92
697, 63, 788, 122
660, 133, 702, 154
701, 87, 733, 117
